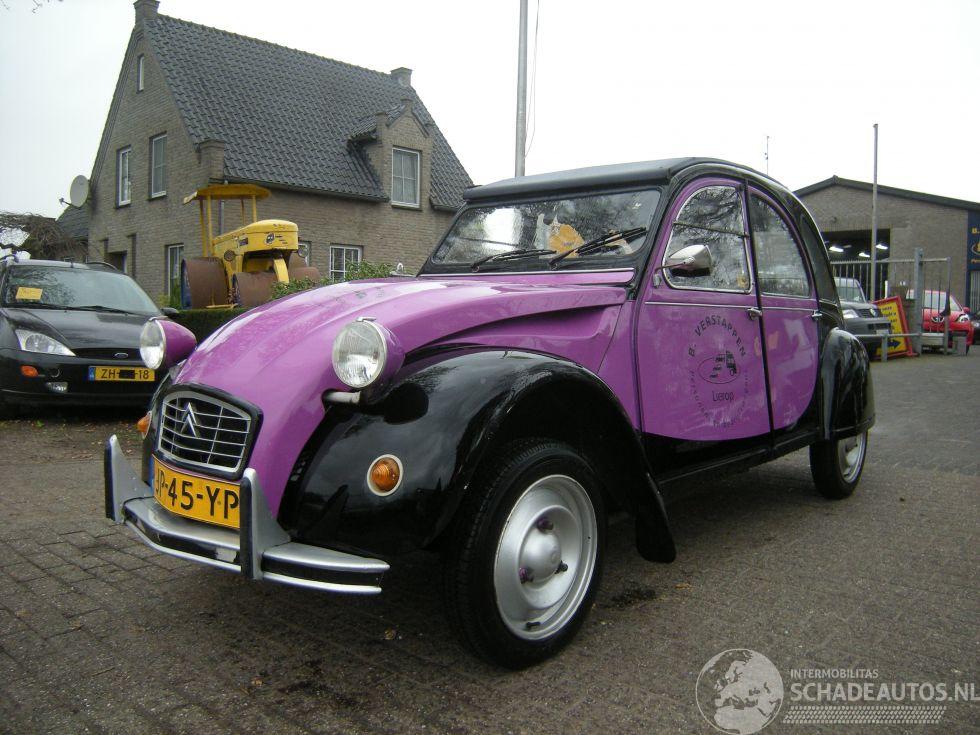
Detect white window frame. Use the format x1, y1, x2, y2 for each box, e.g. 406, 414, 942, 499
166, 244, 184, 295
150, 134, 167, 198
116, 147, 132, 206
136, 54, 145, 92
391, 147, 420, 207
329, 245, 362, 281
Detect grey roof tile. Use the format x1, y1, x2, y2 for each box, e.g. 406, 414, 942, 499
144, 15, 472, 209
56, 205, 89, 240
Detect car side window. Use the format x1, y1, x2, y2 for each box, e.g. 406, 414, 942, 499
663, 185, 751, 292
750, 195, 811, 297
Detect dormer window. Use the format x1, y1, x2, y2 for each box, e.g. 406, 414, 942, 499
136, 55, 145, 92
392, 147, 420, 207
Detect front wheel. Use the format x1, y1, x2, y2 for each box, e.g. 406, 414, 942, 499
443, 439, 606, 669
810, 431, 868, 499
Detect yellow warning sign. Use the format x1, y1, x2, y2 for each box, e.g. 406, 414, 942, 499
873, 297, 913, 358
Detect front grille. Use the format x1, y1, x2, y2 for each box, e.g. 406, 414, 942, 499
73, 347, 138, 360
856, 308, 875, 318
158, 390, 252, 474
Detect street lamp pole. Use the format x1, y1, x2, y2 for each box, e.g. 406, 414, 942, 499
515, 0, 528, 177
870, 123, 879, 299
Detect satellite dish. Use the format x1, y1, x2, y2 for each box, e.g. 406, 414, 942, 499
69, 175, 89, 207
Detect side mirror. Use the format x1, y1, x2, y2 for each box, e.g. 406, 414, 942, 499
160, 307, 179, 318
662, 244, 712, 277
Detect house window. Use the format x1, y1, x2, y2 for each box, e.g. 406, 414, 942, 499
116, 147, 131, 205
329, 245, 362, 281
297, 240, 311, 265
150, 134, 167, 197
136, 55, 145, 92
391, 148, 420, 207
107, 251, 128, 274
166, 244, 184, 295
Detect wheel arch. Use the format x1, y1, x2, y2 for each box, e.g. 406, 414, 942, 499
818, 327, 875, 440
282, 349, 675, 561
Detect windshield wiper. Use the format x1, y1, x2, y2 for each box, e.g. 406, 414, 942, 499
548, 227, 648, 268
73, 305, 133, 314
471, 248, 556, 271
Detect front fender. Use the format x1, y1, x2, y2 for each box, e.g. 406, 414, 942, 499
819, 328, 875, 440
278, 349, 674, 560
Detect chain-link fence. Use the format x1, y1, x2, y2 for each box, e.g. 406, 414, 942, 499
831, 248, 954, 356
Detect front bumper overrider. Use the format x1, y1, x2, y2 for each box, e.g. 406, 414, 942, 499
103, 434, 388, 594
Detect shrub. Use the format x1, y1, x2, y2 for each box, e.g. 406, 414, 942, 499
171, 308, 247, 342
270, 260, 395, 300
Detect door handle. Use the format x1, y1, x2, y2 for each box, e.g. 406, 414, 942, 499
746, 307, 762, 320
811, 310, 823, 321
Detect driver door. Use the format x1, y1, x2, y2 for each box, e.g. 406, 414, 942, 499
636, 180, 770, 471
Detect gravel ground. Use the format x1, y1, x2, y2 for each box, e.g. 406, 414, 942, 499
0, 351, 977, 734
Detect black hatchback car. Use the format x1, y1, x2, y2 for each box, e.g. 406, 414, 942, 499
0, 253, 168, 414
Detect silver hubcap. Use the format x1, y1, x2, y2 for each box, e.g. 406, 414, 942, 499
493, 474, 598, 640
837, 431, 867, 483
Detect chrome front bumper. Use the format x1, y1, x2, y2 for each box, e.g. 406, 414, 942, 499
103, 435, 388, 594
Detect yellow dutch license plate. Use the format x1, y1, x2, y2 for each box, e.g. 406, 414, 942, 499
152, 456, 241, 529
88, 366, 155, 382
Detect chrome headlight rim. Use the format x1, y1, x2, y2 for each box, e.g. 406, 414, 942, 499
14, 328, 76, 356
332, 318, 390, 389
139, 318, 167, 370
841, 308, 859, 319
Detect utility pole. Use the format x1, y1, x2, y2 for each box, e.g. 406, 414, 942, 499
870, 123, 879, 299
515, 0, 528, 177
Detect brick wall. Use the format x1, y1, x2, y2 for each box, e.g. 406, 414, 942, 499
89, 22, 457, 303
799, 186, 969, 298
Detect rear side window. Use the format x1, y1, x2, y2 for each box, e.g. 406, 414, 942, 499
749, 195, 811, 297
663, 185, 751, 292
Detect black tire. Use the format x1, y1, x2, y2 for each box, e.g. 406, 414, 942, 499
809, 431, 868, 499
442, 439, 606, 669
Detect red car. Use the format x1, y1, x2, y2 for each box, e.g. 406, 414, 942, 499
912, 290, 974, 352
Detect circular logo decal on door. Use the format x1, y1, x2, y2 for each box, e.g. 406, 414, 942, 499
688, 314, 751, 429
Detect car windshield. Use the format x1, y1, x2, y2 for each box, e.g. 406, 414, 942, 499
426, 188, 661, 272
834, 277, 867, 303
2, 266, 160, 315
910, 291, 962, 311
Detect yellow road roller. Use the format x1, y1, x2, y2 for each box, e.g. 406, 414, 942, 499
180, 184, 320, 309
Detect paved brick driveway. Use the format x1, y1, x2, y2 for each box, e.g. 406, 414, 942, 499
0, 352, 977, 734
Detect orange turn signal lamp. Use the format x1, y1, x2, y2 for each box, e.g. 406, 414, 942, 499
368, 455, 402, 495
20, 365, 39, 378
137, 412, 151, 438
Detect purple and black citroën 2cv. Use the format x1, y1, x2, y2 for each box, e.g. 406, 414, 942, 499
105, 158, 873, 667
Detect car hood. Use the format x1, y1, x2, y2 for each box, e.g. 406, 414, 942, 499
2, 307, 155, 349
175, 274, 629, 511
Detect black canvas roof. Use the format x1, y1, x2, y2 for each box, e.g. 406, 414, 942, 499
464, 157, 753, 201
144, 15, 472, 209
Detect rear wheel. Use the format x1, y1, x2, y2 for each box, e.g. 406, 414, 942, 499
810, 431, 867, 499
443, 439, 605, 669
231, 271, 277, 309
181, 258, 228, 309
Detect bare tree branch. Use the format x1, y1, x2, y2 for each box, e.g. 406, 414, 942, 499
0, 211, 85, 260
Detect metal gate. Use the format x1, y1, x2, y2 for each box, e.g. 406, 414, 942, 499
831, 248, 954, 356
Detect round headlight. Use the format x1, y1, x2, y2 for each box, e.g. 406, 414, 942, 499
139, 319, 166, 370
842, 308, 859, 319
332, 319, 388, 389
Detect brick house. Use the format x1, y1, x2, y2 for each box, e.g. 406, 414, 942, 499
87, 0, 472, 301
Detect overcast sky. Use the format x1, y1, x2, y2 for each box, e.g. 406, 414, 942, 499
1, 0, 978, 218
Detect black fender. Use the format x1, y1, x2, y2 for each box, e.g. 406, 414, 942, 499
818, 328, 875, 440
278, 349, 675, 562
